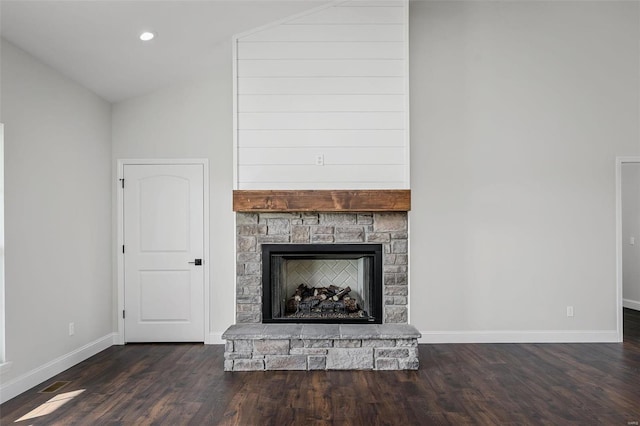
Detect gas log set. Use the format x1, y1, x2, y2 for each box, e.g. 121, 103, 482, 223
285, 283, 366, 318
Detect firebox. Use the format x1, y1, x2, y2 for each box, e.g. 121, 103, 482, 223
262, 244, 383, 324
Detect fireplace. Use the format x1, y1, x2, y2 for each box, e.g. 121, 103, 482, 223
262, 243, 383, 324
235, 211, 409, 324
225, 193, 421, 371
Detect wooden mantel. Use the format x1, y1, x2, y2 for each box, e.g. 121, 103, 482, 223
233, 190, 411, 212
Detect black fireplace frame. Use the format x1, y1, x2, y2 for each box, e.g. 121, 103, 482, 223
261, 243, 383, 324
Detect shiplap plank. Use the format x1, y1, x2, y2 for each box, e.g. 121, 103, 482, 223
238, 130, 405, 147
237, 42, 403, 60
238, 112, 404, 130
238, 181, 406, 190
239, 24, 403, 42
238, 164, 405, 183
237, 59, 403, 78
238, 147, 405, 165
238, 94, 404, 112
287, 6, 403, 24
237, 77, 404, 95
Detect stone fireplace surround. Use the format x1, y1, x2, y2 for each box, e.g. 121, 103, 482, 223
223, 190, 420, 371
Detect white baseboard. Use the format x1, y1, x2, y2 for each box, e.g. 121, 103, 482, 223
0, 333, 117, 404
418, 329, 620, 344
207, 332, 225, 345
623, 298, 640, 311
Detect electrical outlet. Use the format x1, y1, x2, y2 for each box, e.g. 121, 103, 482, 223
315, 155, 324, 166
69, 322, 75, 336
566, 306, 574, 317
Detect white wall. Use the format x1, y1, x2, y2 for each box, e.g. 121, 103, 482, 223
0, 123, 5, 364
0, 39, 113, 399
235, 0, 409, 190
410, 1, 640, 342
623, 163, 640, 310
111, 42, 236, 341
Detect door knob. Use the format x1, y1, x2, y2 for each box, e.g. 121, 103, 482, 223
188, 259, 203, 265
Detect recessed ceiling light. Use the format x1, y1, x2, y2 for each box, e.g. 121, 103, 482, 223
140, 32, 155, 42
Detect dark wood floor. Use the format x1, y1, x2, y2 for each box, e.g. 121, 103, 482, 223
2, 309, 640, 425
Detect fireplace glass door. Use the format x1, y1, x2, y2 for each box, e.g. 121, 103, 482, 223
262, 244, 382, 324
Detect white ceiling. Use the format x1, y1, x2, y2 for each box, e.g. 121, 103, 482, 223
0, 0, 327, 103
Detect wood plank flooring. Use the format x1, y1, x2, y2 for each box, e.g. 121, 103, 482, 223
2, 309, 640, 425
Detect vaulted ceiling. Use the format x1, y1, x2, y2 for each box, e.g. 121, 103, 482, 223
0, 0, 327, 102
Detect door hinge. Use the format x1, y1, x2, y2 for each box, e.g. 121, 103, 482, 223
122, 245, 125, 254
123, 310, 125, 319
119, 178, 125, 188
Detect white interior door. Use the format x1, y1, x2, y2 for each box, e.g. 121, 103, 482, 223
123, 164, 205, 342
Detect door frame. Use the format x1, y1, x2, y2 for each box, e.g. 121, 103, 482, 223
615, 156, 640, 342
116, 159, 210, 344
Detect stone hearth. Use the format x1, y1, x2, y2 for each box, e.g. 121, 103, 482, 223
222, 324, 420, 371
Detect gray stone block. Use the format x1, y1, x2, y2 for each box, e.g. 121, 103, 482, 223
237, 224, 267, 236
258, 213, 301, 221
384, 286, 408, 296
326, 348, 373, 370
237, 275, 261, 287
319, 213, 357, 225
384, 296, 395, 305
225, 352, 252, 360
357, 213, 373, 225
236, 312, 261, 323
233, 359, 264, 371
394, 296, 407, 305
302, 214, 319, 224
265, 355, 307, 370
384, 265, 408, 273
308, 356, 326, 370
384, 306, 408, 324
377, 324, 421, 339
311, 226, 335, 234
390, 232, 408, 239
222, 325, 266, 339
267, 219, 290, 235
375, 348, 409, 358
263, 324, 303, 339
340, 324, 380, 339
233, 339, 253, 353
375, 358, 399, 370
373, 213, 407, 232
399, 357, 419, 370
396, 339, 418, 347
334, 339, 361, 348
391, 240, 408, 254
237, 236, 256, 252
257, 235, 290, 244
225, 341, 234, 352
224, 360, 234, 371
301, 324, 340, 339
236, 252, 262, 263
311, 234, 334, 243
254, 339, 290, 355
292, 226, 310, 243
304, 339, 333, 348
236, 213, 258, 225
244, 262, 261, 275
335, 230, 365, 243
290, 339, 304, 349
362, 339, 396, 348
366, 233, 391, 243
290, 348, 328, 355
